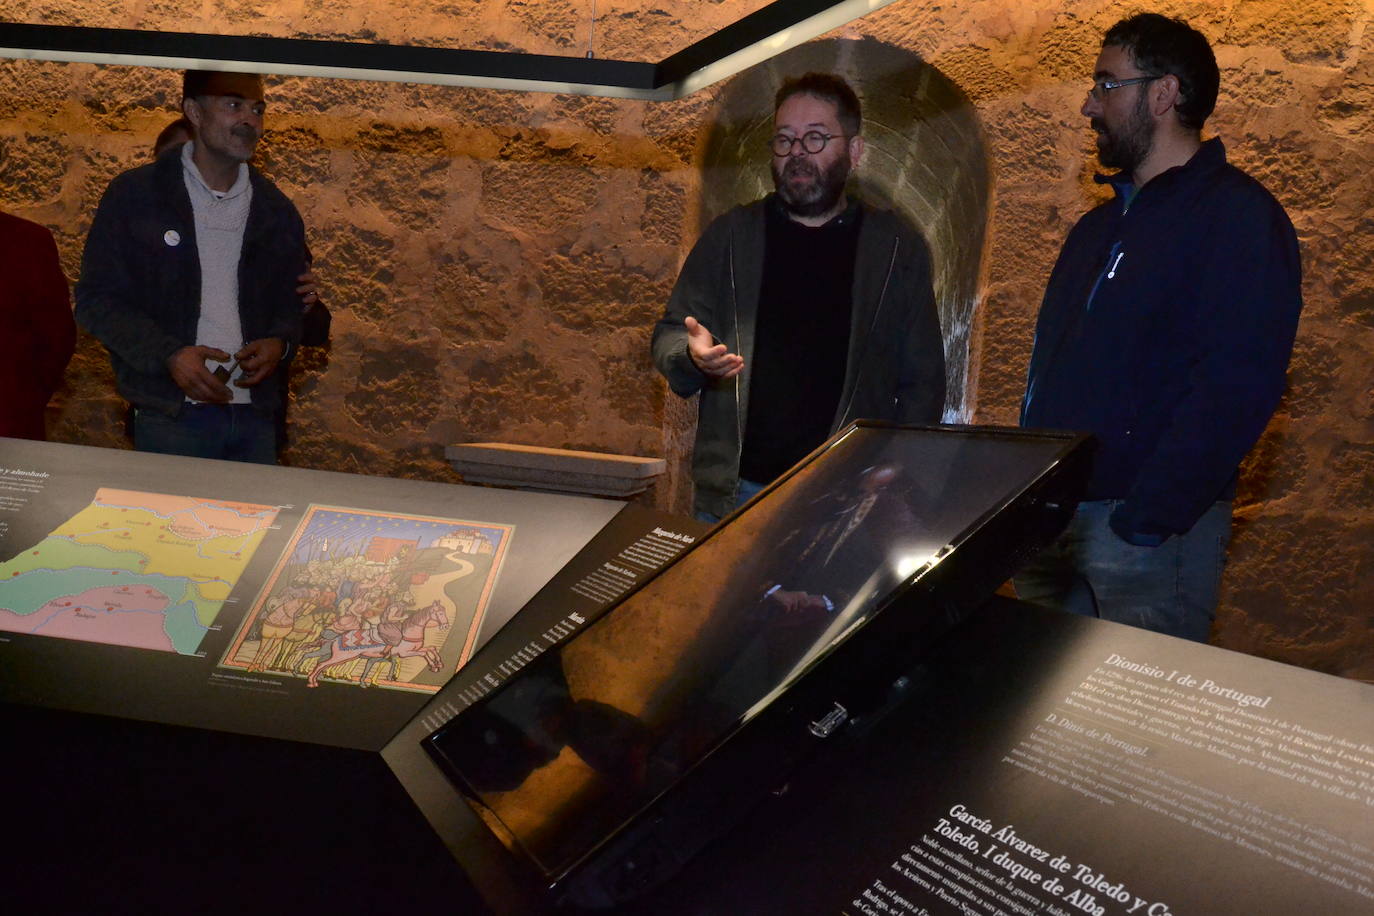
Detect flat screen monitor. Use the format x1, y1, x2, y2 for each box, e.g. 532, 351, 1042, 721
423, 423, 1089, 891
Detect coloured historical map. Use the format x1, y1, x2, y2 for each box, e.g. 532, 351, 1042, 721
220, 506, 512, 694
0, 488, 279, 654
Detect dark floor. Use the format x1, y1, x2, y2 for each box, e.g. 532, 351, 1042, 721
0, 701, 490, 915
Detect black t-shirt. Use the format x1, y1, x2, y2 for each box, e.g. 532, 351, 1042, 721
738, 200, 862, 484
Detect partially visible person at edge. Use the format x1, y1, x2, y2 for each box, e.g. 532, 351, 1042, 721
77, 70, 306, 465
152, 116, 330, 452
1016, 13, 1302, 642
0, 209, 76, 440
652, 72, 946, 523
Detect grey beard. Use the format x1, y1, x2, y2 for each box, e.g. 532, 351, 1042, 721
773, 154, 850, 219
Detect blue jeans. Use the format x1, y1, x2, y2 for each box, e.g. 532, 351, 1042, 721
134, 404, 278, 465
1013, 499, 1232, 642
695, 478, 767, 524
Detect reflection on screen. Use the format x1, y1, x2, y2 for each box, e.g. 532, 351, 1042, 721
426, 425, 1073, 877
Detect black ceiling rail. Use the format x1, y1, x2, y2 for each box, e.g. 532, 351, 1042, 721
0, 1, 899, 100
0, 21, 658, 91
656, 0, 846, 85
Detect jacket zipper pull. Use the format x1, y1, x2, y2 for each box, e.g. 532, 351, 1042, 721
1106, 251, 1125, 279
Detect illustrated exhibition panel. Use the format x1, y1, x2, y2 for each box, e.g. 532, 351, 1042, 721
0, 436, 632, 749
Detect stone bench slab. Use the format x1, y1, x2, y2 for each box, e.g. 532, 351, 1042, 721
445, 442, 666, 499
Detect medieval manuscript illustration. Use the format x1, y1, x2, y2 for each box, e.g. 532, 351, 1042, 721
220, 506, 511, 693
0, 488, 280, 655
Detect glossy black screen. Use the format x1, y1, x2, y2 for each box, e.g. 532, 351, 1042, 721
424, 425, 1076, 878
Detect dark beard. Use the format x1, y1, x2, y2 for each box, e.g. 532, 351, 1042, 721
1093, 90, 1153, 174
772, 150, 851, 219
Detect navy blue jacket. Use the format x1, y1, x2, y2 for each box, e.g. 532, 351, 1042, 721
76, 148, 306, 417
1022, 139, 1302, 543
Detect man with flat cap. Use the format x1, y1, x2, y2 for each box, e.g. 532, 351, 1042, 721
77, 70, 306, 463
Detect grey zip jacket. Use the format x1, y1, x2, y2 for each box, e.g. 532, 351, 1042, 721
652, 195, 946, 518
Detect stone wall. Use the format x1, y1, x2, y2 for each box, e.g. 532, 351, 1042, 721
1, 0, 1370, 680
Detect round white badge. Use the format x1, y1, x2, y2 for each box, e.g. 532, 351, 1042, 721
163, 229, 181, 247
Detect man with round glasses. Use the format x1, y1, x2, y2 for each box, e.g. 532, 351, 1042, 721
653, 72, 945, 522
1017, 14, 1302, 641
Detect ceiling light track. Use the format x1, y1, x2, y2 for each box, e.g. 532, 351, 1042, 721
0, 0, 900, 100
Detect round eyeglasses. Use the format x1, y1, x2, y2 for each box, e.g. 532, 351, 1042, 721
769, 130, 844, 157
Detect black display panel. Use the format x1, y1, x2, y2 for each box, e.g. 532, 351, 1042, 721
623, 598, 1374, 916
423, 423, 1092, 893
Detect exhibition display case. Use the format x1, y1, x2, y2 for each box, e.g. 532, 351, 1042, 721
9, 430, 1373, 916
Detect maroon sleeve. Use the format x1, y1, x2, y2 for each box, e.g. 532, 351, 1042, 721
0, 212, 75, 439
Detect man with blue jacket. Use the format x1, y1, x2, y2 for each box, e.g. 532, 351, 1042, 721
1017, 14, 1302, 641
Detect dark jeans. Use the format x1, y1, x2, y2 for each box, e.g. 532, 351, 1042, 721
133, 403, 278, 465
695, 477, 767, 525
1013, 499, 1232, 642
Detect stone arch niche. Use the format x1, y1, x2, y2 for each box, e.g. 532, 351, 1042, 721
698, 36, 990, 423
